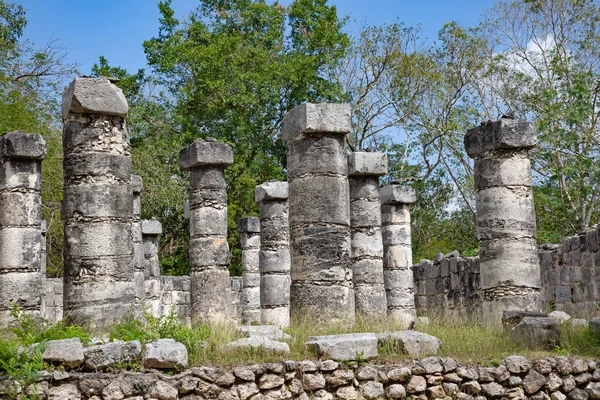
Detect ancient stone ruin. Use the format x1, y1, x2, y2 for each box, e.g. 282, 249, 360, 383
2, 76, 600, 333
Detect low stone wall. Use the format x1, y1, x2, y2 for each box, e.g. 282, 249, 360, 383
3, 356, 599, 400
413, 254, 481, 318
539, 226, 600, 317
144, 276, 191, 325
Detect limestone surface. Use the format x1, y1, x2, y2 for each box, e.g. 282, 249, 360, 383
180, 139, 234, 323
348, 152, 387, 319
255, 181, 291, 327
283, 103, 355, 324
0, 131, 46, 327
305, 333, 379, 361
62, 76, 133, 330
376, 331, 442, 358
238, 216, 261, 325
465, 118, 541, 324
142, 339, 188, 369
510, 317, 560, 349
380, 184, 417, 327
83, 340, 142, 371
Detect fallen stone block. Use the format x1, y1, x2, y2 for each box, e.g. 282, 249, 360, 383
502, 311, 548, 332
227, 337, 290, 354
42, 338, 84, 368
376, 331, 442, 358
548, 311, 571, 324
305, 333, 378, 361
83, 340, 141, 370
142, 339, 188, 369
510, 317, 560, 349
237, 325, 292, 341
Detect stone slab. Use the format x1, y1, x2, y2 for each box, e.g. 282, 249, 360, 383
179, 139, 233, 170
380, 185, 417, 205
348, 152, 387, 176
305, 333, 379, 361
141, 219, 162, 235
0, 131, 46, 160
238, 217, 261, 233
281, 103, 351, 143
464, 119, 537, 158
255, 181, 289, 202
62, 77, 128, 120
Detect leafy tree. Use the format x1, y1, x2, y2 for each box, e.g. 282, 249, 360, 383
137, 0, 348, 274
482, 0, 600, 233
0, 1, 77, 276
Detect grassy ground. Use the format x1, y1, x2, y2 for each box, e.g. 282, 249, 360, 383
1, 307, 599, 370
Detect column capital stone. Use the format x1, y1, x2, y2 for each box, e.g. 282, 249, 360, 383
281, 103, 350, 143
464, 118, 537, 158
179, 139, 233, 171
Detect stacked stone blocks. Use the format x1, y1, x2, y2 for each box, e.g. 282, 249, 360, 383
380, 184, 417, 327
348, 152, 388, 319
255, 181, 291, 327
0, 131, 47, 325
413, 254, 481, 318
61, 77, 134, 330
465, 118, 541, 323
179, 138, 234, 323
238, 216, 261, 325
282, 103, 355, 324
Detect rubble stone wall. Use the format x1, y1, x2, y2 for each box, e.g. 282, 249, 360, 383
2, 356, 599, 400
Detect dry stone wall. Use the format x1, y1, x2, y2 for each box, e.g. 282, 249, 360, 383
2, 356, 600, 400
539, 226, 600, 317
413, 254, 482, 318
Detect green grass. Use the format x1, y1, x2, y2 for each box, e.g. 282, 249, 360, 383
1, 306, 599, 372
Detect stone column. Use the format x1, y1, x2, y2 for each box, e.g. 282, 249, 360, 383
142, 219, 162, 317
179, 138, 233, 323
282, 103, 354, 324
348, 152, 388, 320
464, 118, 540, 323
238, 217, 261, 325
0, 131, 46, 326
142, 219, 162, 279
132, 175, 144, 309
380, 184, 417, 328
62, 77, 133, 330
255, 181, 291, 328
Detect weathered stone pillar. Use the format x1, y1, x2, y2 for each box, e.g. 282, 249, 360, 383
142, 219, 162, 317
179, 138, 233, 323
142, 219, 162, 279
465, 118, 540, 323
0, 131, 46, 326
62, 77, 133, 330
282, 103, 355, 324
255, 181, 291, 328
380, 184, 416, 327
132, 175, 144, 308
237, 217, 261, 325
348, 152, 388, 320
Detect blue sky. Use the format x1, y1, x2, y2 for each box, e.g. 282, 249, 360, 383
22, 0, 498, 75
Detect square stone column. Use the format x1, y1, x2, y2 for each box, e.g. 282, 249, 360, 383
238, 217, 261, 325
282, 103, 355, 325
465, 118, 541, 324
255, 181, 291, 328
380, 184, 417, 328
0, 131, 46, 327
132, 175, 144, 310
62, 77, 133, 331
179, 138, 234, 324
348, 152, 387, 320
